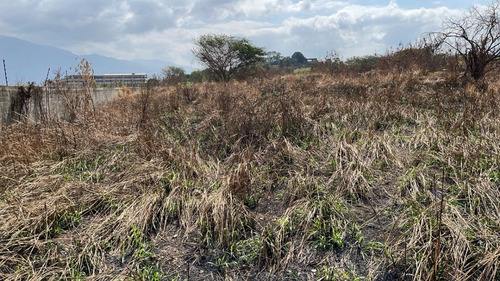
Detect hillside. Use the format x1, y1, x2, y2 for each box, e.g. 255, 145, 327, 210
0, 71, 499, 280
0, 36, 170, 84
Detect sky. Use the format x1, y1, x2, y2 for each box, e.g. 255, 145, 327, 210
0, 0, 492, 70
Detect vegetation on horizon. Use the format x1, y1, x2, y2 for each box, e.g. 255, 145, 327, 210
2, 60, 500, 279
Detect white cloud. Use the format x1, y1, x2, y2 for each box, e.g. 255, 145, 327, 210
232, 0, 284, 17
254, 3, 462, 58
0, 0, 479, 70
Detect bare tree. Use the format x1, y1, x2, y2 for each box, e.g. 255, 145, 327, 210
432, 1, 500, 80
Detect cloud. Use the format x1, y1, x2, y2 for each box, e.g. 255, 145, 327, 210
248, 2, 462, 58
122, 0, 176, 33
0, 1, 180, 44
0, 0, 474, 69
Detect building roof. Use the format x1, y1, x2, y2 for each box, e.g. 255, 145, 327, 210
99, 73, 147, 76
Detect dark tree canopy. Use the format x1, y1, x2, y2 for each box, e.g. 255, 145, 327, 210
432, 1, 500, 80
291, 52, 308, 66
192, 34, 266, 82
162, 66, 186, 85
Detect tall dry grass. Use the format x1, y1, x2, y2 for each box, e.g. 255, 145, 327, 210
0, 70, 499, 280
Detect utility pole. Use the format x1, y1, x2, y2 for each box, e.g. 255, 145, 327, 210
2, 59, 7, 86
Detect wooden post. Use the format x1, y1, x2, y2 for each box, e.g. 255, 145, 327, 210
2, 59, 7, 86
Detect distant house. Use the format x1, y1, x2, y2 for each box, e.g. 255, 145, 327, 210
65, 73, 147, 87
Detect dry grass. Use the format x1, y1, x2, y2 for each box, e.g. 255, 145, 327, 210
0, 71, 499, 280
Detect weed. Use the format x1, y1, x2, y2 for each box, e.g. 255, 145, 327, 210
60, 155, 106, 183
122, 225, 154, 263
38, 208, 84, 239
315, 265, 368, 281
306, 197, 348, 251
133, 263, 164, 281
208, 253, 237, 269
232, 237, 261, 265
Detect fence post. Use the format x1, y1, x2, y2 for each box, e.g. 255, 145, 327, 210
2, 59, 7, 86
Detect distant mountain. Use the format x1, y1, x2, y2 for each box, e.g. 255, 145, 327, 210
0, 35, 173, 84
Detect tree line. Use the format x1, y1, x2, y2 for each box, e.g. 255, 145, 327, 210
157, 1, 500, 85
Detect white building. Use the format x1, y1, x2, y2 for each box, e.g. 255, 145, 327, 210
65, 73, 147, 86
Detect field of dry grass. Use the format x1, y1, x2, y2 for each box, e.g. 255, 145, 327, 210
0, 70, 499, 280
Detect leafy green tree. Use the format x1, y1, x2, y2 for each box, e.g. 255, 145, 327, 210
146, 77, 160, 87
263, 51, 284, 67
162, 66, 186, 85
188, 69, 211, 83
192, 34, 266, 82
291, 52, 308, 67
345, 55, 380, 73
